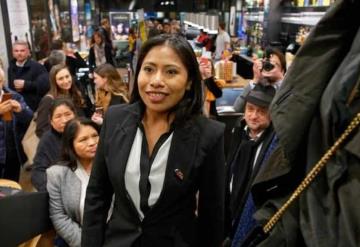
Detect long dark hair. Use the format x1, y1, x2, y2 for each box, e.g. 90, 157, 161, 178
130, 34, 203, 126
48, 63, 84, 107
61, 117, 99, 171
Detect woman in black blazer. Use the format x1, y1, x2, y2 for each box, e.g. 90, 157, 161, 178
82, 34, 225, 247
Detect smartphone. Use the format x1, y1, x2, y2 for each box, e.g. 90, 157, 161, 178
1, 93, 13, 121
1, 93, 12, 102
200, 57, 208, 65
95, 106, 104, 116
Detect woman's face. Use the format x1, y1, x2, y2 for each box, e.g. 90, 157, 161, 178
55, 68, 72, 91
93, 72, 107, 89
94, 33, 102, 45
137, 45, 189, 116
50, 105, 76, 133
73, 125, 99, 160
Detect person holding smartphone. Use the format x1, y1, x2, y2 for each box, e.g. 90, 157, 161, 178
91, 63, 128, 125
0, 67, 33, 181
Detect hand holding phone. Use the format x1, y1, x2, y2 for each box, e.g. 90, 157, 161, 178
95, 106, 104, 117
1, 93, 13, 121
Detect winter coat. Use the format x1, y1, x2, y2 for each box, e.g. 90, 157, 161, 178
248, 1, 360, 246
8, 59, 49, 111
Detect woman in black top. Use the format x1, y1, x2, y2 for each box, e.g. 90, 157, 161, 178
31, 98, 76, 191
36, 64, 85, 138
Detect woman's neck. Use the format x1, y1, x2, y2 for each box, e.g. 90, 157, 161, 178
142, 110, 174, 156
78, 158, 92, 175
59, 89, 70, 96
143, 110, 174, 127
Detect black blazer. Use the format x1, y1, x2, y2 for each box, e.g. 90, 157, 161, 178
82, 102, 225, 247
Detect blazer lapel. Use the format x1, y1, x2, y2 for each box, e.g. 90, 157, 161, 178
106, 104, 142, 221
147, 122, 200, 218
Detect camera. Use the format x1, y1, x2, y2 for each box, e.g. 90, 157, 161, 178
262, 58, 275, 72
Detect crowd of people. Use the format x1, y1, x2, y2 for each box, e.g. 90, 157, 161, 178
1, 1, 360, 245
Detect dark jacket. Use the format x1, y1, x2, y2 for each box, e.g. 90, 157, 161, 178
31, 128, 62, 192
88, 43, 114, 71
109, 94, 127, 106
8, 59, 49, 111
0, 87, 33, 165
82, 102, 225, 247
246, 1, 360, 246
225, 118, 275, 239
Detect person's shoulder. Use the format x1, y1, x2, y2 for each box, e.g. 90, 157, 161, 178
46, 163, 69, 176
107, 102, 140, 117
26, 59, 47, 71
40, 129, 60, 143
39, 94, 54, 104
194, 116, 225, 137
8, 59, 17, 67
4, 87, 21, 97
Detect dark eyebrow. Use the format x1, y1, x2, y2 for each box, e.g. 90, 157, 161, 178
142, 61, 181, 69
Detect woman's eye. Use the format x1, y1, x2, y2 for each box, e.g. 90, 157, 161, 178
167, 69, 178, 75
143, 66, 153, 73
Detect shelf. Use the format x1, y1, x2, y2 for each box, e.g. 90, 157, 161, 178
244, 11, 264, 22
245, 7, 265, 12
282, 5, 329, 13
281, 11, 326, 26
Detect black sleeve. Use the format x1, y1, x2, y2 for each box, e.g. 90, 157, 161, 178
31, 135, 53, 192
35, 96, 53, 138
88, 47, 95, 72
198, 122, 226, 246
204, 77, 223, 98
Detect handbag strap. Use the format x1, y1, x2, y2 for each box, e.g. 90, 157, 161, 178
263, 112, 360, 234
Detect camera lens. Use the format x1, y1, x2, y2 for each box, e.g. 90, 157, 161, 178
262, 60, 275, 72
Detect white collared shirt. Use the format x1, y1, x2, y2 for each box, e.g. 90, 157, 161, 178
229, 126, 265, 193
16, 60, 27, 67
125, 128, 173, 220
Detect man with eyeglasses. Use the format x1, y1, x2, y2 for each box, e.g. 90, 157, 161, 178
233, 48, 286, 113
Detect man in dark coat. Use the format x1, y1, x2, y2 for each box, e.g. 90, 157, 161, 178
242, 0, 360, 246
8, 40, 49, 112
225, 84, 276, 246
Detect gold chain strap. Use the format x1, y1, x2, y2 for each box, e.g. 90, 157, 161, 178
263, 112, 360, 234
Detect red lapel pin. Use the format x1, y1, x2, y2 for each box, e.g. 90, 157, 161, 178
174, 169, 184, 181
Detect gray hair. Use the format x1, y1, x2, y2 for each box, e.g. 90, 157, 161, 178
48, 50, 66, 67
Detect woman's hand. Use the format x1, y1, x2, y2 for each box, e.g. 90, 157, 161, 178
252, 56, 263, 83
91, 112, 103, 125
10, 100, 22, 113
0, 100, 21, 114
199, 58, 213, 80
0, 100, 12, 115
